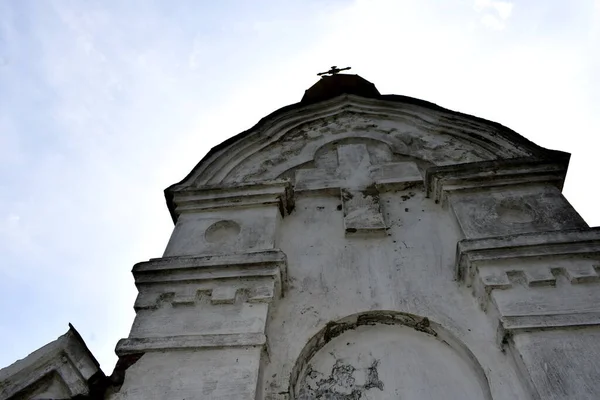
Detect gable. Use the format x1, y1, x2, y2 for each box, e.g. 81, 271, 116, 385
165, 93, 568, 222
0, 325, 104, 400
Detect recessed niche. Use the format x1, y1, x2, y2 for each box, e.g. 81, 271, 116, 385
295, 323, 490, 399
496, 199, 536, 224
291, 313, 491, 400
204, 220, 241, 244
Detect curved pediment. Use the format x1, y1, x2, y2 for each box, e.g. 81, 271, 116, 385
172, 95, 562, 188
165, 92, 568, 221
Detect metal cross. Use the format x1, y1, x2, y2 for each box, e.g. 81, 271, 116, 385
317, 65, 351, 77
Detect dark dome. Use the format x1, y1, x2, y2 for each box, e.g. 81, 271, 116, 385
301, 74, 381, 104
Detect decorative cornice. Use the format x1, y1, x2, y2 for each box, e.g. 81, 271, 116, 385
115, 333, 266, 356
133, 249, 287, 284
455, 228, 600, 339
173, 95, 554, 188
500, 312, 600, 333
165, 93, 568, 221
426, 157, 569, 205
132, 250, 288, 310
134, 282, 277, 310
456, 228, 600, 282
170, 179, 293, 223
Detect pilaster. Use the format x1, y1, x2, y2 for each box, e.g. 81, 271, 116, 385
428, 159, 600, 399
113, 181, 291, 399
456, 229, 600, 399
426, 157, 586, 240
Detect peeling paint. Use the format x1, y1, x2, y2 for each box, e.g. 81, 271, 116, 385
298, 359, 384, 399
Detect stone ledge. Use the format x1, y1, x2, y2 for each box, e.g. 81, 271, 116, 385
115, 333, 266, 355
477, 263, 599, 291
134, 280, 276, 310
172, 179, 293, 219
501, 312, 600, 333
132, 250, 287, 310
133, 249, 287, 284
456, 228, 600, 283
455, 228, 600, 338
485, 277, 600, 345
426, 157, 568, 205
495, 310, 600, 348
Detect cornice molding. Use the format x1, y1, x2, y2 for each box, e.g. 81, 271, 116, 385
165, 93, 567, 221
133, 249, 287, 283
455, 228, 600, 341
132, 250, 288, 310
426, 157, 569, 205
115, 333, 266, 356
188, 97, 531, 186
170, 179, 293, 223
456, 228, 600, 281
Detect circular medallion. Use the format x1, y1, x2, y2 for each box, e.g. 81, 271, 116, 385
496, 199, 536, 224
204, 220, 241, 244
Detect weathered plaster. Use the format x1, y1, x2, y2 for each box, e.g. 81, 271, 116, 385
510, 328, 600, 400
0, 326, 104, 400
169, 94, 554, 194
164, 206, 282, 257
108, 348, 262, 400
261, 191, 529, 399
449, 185, 587, 239
295, 320, 491, 399
111, 95, 600, 400
6, 77, 599, 400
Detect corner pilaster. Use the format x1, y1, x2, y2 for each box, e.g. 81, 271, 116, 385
427, 159, 600, 399
456, 228, 600, 399
113, 181, 292, 399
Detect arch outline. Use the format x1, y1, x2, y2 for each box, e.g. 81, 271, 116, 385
288, 310, 493, 400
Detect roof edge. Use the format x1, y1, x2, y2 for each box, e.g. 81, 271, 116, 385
164, 93, 570, 224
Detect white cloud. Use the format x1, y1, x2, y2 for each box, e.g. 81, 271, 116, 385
480, 13, 508, 30
494, 1, 514, 19
474, 0, 514, 29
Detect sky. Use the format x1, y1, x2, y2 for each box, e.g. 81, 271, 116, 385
0, 0, 598, 373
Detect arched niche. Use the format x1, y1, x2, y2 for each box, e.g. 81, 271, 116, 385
290, 311, 492, 400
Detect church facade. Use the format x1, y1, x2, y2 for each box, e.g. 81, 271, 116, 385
2, 73, 600, 399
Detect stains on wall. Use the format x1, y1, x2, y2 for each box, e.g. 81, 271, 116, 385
287, 312, 493, 400
449, 186, 588, 239
220, 110, 510, 185
298, 359, 384, 400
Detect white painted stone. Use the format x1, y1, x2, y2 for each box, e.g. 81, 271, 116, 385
509, 328, 600, 400
261, 192, 529, 399
296, 323, 490, 399
449, 185, 587, 239
109, 348, 262, 400
0, 326, 103, 399
5, 79, 599, 400
164, 206, 282, 257
21, 373, 71, 399
173, 95, 540, 188
130, 301, 269, 338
